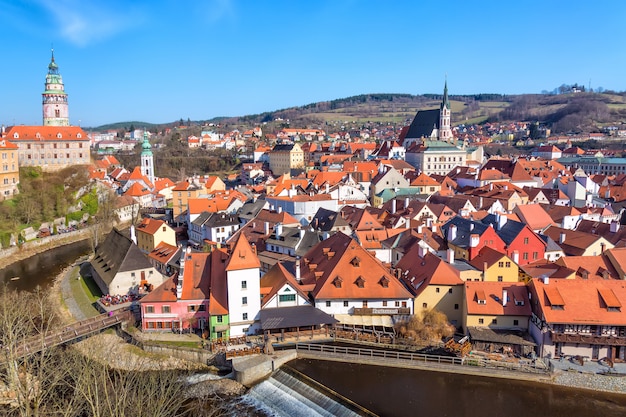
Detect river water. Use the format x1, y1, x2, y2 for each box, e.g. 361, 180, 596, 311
286, 358, 626, 417
3, 243, 626, 417
0, 240, 91, 291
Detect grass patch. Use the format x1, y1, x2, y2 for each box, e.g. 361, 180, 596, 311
79, 273, 102, 302
68, 268, 100, 318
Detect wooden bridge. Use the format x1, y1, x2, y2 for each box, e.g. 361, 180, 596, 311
13, 309, 133, 358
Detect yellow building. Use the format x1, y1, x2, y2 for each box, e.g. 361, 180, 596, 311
0, 138, 19, 200
172, 180, 206, 218
396, 246, 465, 329
269, 142, 304, 176
462, 281, 531, 334
134, 218, 177, 254
468, 247, 520, 282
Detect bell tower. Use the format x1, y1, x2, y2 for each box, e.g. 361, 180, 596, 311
140, 131, 155, 186
42, 49, 70, 126
438, 80, 452, 142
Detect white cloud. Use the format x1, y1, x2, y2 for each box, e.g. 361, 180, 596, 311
35, 0, 143, 47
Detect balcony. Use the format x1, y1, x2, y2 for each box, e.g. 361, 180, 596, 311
352, 307, 411, 316
550, 331, 626, 346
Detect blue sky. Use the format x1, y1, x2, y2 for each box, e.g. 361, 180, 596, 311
1, 0, 625, 127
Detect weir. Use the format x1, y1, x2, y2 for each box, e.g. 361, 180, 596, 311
242, 368, 373, 417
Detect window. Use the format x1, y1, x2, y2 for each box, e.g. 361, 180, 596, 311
513, 320, 519, 326
492, 318, 498, 324
524, 237, 529, 244
243, 313, 248, 321
145, 306, 154, 313
162, 305, 171, 313
498, 261, 504, 268
395, 301, 400, 307
198, 304, 206, 311
422, 303, 428, 308
382, 300, 387, 307
241, 280, 247, 289
523, 252, 529, 260
533, 252, 538, 260
402, 301, 407, 308
448, 288, 453, 294
505, 261, 511, 267
478, 318, 484, 324
217, 315, 223, 323
279, 294, 296, 303
436, 287, 440, 293
188, 305, 196, 312
344, 300, 349, 307
498, 276, 503, 282
362, 300, 368, 308
242, 296, 248, 306
454, 303, 459, 310
326, 301, 331, 307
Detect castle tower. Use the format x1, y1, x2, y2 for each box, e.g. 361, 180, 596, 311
42, 49, 70, 126
140, 131, 155, 185
438, 80, 452, 142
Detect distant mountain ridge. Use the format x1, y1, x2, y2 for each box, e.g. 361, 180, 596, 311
90, 91, 626, 135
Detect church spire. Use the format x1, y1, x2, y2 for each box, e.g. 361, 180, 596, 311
141, 131, 155, 186
441, 78, 450, 111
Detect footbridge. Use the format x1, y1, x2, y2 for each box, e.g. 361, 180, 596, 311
12, 309, 132, 358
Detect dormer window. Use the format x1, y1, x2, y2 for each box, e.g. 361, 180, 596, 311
379, 276, 389, 288
57, 133, 62, 139
351, 256, 361, 267
13, 133, 19, 139
355, 276, 365, 288
332, 276, 343, 288
77, 133, 82, 138
476, 289, 486, 305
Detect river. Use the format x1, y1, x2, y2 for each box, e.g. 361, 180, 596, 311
0, 240, 91, 291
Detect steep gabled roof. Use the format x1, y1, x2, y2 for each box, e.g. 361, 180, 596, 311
299, 232, 412, 300
396, 245, 463, 297
226, 233, 260, 271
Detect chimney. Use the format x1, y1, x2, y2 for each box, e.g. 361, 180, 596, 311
299, 227, 305, 239
502, 289, 508, 307
322, 231, 329, 240
447, 248, 454, 264
264, 221, 270, 235
431, 223, 437, 233
449, 224, 457, 241
277, 206, 283, 214
391, 199, 397, 214
295, 256, 301, 283
489, 183, 493, 191
469, 233, 480, 248
479, 197, 483, 209
417, 224, 423, 233
251, 242, 256, 255
543, 276, 550, 285
610, 221, 620, 233
559, 232, 566, 244
405, 197, 410, 209
130, 224, 137, 245
512, 250, 519, 264
275, 223, 283, 237
418, 245, 427, 258
601, 242, 606, 253
497, 213, 507, 231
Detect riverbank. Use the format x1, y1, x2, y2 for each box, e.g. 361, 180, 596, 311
0, 228, 92, 271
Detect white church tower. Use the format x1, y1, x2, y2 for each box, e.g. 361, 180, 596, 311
438, 80, 453, 142
140, 131, 155, 185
